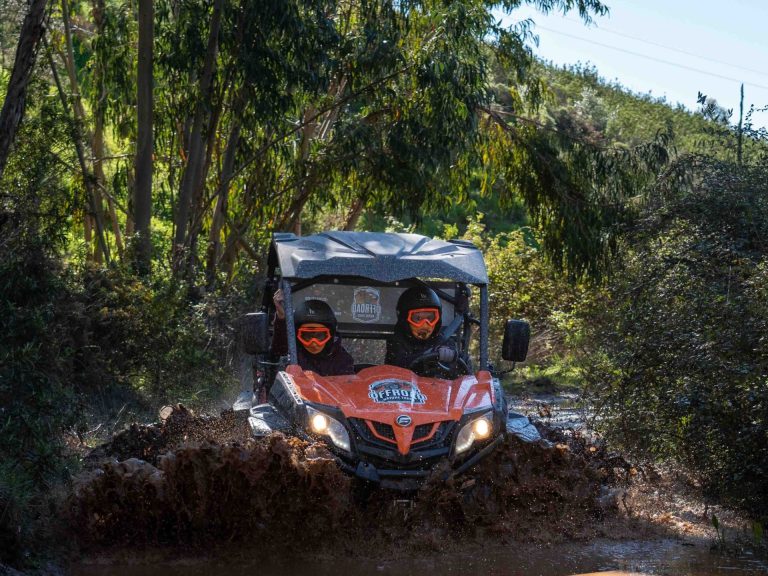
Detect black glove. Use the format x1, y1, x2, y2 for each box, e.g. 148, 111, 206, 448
436, 346, 457, 363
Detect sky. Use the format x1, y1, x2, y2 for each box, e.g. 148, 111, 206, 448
500, 0, 768, 130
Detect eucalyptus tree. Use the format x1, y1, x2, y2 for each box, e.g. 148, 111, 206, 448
228, 0, 670, 279
40, 0, 134, 264
0, 0, 48, 179
12, 0, 674, 282
150, 0, 340, 276
187, 0, 648, 283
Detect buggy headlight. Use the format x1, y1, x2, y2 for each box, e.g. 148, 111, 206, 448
306, 406, 350, 452
473, 417, 491, 438
454, 411, 493, 456
310, 413, 329, 433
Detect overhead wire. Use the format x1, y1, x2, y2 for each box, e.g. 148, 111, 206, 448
554, 16, 768, 79
533, 24, 768, 93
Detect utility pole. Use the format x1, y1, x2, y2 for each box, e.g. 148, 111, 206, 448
737, 83, 744, 167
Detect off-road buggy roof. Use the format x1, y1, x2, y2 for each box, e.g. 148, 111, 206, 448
268, 231, 488, 284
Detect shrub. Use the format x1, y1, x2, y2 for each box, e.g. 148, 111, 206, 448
582, 157, 768, 520
0, 237, 80, 565
73, 266, 241, 412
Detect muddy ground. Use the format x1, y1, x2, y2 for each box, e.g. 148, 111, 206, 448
65, 404, 765, 568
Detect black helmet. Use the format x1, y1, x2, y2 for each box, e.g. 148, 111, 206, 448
294, 299, 337, 335
396, 286, 442, 335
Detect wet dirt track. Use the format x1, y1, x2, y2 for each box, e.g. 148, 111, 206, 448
73, 539, 768, 576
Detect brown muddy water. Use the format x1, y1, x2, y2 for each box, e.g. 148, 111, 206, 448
70, 406, 768, 576
73, 539, 767, 576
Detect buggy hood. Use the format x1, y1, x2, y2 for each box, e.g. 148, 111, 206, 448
285, 365, 496, 455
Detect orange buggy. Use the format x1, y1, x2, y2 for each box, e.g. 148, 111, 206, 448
235, 232, 530, 490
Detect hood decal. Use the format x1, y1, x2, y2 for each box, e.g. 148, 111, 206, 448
368, 379, 427, 405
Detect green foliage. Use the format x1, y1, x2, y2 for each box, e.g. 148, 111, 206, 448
0, 231, 79, 564
582, 157, 768, 520
457, 215, 591, 369
74, 266, 240, 406
0, 72, 81, 566
13, 0, 629, 282
538, 62, 768, 163
0, 0, 26, 65
0, 99, 239, 564
0, 246, 242, 566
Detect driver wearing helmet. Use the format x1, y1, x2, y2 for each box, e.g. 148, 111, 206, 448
272, 291, 354, 376
385, 286, 470, 379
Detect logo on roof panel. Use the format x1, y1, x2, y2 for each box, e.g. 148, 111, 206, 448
351, 287, 381, 323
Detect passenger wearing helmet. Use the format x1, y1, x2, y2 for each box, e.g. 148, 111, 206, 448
271, 290, 354, 376
385, 286, 470, 379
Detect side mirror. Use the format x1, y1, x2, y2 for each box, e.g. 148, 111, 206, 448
502, 319, 530, 362
238, 312, 270, 355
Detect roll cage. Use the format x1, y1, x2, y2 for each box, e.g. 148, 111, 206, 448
260, 232, 491, 371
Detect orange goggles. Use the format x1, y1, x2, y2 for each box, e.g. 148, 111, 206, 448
406, 307, 440, 329
297, 326, 332, 347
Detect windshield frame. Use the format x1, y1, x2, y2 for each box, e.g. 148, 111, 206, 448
277, 276, 490, 371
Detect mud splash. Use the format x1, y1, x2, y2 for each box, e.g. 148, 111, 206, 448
84, 405, 251, 465
70, 407, 627, 553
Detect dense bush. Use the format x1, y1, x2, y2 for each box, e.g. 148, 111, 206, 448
0, 246, 244, 564
0, 237, 80, 564
0, 91, 83, 563
74, 266, 242, 410
1, 157, 242, 566
582, 157, 768, 519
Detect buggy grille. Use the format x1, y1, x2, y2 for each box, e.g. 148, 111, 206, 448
349, 418, 455, 450
371, 421, 396, 441
413, 423, 433, 439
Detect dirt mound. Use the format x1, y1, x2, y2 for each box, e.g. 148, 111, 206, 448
394, 435, 616, 547
71, 434, 352, 548
70, 408, 627, 553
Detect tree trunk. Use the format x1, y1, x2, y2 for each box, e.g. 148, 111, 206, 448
95, 101, 125, 258
737, 83, 744, 167
281, 77, 346, 234
205, 120, 240, 289
173, 0, 222, 255
59, 0, 110, 264
219, 215, 256, 282
92, 0, 124, 258
134, 0, 153, 275
186, 92, 225, 269
125, 165, 135, 236
343, 197, 365, 231
0, 0, 49, 179
284, 106, 318, 235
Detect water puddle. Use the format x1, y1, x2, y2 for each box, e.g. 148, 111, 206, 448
508, 392, 589, 431
73, 539, 767, 576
